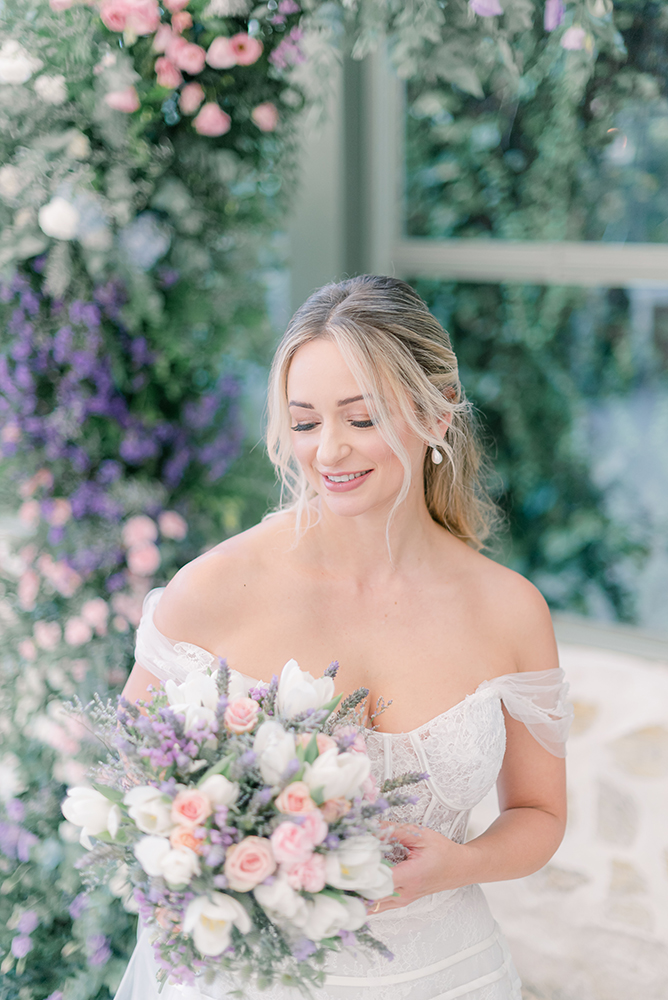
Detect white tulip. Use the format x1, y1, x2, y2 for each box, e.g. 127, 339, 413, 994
61, 787, 121, 849
304, 748, 370, 802
199, 774, 239, 808
165, 672, 219, 733
34, 74, 68, 105
227, 669, 249, 700
253, 720, 298, 786
124, 786, 173, 835
184, 892, 252, 956
325, 835, 394, 900
0, 165, 23, 201
134, 835, 201, 887
38, 197, 80, 241
0, 41, 42, 85
298, 893, 366, 941
277, 659, 335, 720
254, 871, 308, 925
134, 835, 171, 877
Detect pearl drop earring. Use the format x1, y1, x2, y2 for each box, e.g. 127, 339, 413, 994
431, 447, 443, 465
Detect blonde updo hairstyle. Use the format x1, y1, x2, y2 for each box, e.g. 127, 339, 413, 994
266, 275, 498, 549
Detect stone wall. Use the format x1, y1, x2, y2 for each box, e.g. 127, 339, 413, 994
469, 642, 668, 1000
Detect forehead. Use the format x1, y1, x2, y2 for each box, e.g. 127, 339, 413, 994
286, 338, 362, 395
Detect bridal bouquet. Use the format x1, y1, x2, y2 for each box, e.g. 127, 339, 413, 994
62, 659, 424, 993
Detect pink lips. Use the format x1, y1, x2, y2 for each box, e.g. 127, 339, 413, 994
321, 469, 373, 493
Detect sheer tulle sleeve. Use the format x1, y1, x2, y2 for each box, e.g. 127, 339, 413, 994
134, 587, 217, 684
478, 668, 573, 757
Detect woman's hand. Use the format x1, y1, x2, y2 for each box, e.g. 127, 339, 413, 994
370, 824, 469, 914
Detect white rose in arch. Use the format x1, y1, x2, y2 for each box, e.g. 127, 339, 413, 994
253, 720, 297, 786
277, 659, 335, 720
38, 197, 80, 241
61, 787, 121, 849
303, 747, 370, 802
0, 40, 42, 85
184, 892, 252, 956
34, 74, 68, 105
124, 785, 173, 835
324, 835, 394, 899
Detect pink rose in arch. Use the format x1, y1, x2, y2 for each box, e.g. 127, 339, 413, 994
206, 36, 237, 69
18, 570, 39, 611
43, 497, 72, 527
81, 597, 110, 634
64, 616, 93, 647
168, 37, 206, 74
122, 515, 158, 548
229, 33, 263, 66
251, 102, 279, 132
155, 57, 183, 89
19, 500, 40, 527
104, 87, 140, 113
153, 23, 173, 53
126, 541, 161, 577
34, 620, 62, 650
18, 638, 37, 661
179, 83, 205, 115
171, 11, 192, 32
193, 103, 231, 137
158, 510, 188, 539
164, 0, 190, 9
100, 0, 160, 35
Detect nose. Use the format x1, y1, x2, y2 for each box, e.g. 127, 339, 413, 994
316, 420, 352, 468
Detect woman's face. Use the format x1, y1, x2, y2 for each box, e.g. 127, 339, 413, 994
286, 338, 427, 519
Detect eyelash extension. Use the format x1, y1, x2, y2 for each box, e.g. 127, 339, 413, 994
290, 420, 375, 431
291, 423, 317, 431
351, 420, 375, 428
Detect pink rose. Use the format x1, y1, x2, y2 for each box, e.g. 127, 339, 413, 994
224, 697, 260, 734
229, 33, 263, 66
164, 0, 190, 9
155, 57, 183, 88
122, 514, 158, 548
100, 0, 160, 35
19, 500, 40, 527
284, 853, 326, 892
43, 498, 72, 527
104, 87, 140, 113
171, 11, 192, 32
169, 37, 206, 74
193, 103, 231, 137
18, 570, 39, 611
206, 36, 237, 70
20, 469, 53, 498
81, 597, 109, 635
362, 772, 379, 803
64, 617, 93, 647
561, 25, 587, 50
38, 555, 82, 597
153, 23, 173, 52
100, 0, 129, 31
1, 423, 20, 444
269, 821, 313, 865
319, 797, 351, 823
18, 638, 37, 661
111, 591, 144, 627
274, 781, 316, 816
251, 102, 279, 132
126, 541, 161, 577
34, 620, 62, 650
158, 510, 188, 540
171, 789, 212, 827
296, 732, 337, 755
300, 809, 328, 847
71, 659, 89, 682
179, 82, 204, 115
170, 825, 204, 853
333, 726, 368, 755
224, 836, 276, 891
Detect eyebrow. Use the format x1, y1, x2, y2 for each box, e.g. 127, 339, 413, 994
288, 395, 366, 409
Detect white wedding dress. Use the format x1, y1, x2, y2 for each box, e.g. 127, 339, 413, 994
115, 589, 573, 1000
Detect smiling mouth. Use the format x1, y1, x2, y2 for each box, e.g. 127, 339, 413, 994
323, 470, 372, 483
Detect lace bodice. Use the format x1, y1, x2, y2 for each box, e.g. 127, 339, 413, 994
135, 588, 573, 844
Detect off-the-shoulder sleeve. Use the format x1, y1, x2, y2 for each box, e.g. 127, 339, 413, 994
478, 668, 573, 757
134, 587, 217, 684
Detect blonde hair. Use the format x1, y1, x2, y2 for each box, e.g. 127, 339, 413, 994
266, 275, 498, 549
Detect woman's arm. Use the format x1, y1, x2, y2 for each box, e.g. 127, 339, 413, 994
121, 661, 159, 706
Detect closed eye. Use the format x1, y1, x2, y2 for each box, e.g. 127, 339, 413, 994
350, 419, 375, 428
291, 422, 318, 431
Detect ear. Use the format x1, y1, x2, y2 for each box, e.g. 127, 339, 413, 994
435, 413, 452, 439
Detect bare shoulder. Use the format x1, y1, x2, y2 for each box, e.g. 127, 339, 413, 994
153, 512, 295, 648
451, 541, 559, 674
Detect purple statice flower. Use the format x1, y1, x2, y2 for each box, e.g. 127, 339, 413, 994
239, 750, 257, 768
11, 935, 33, 958
96, 459, 122, 484
324, 834, 340, 850
69, 300, 101, 329
213, 806, 228, 827
469, 0, 503, 14
105, 572, 126, 592
69, 893, 88, 920
544, 0, 565, 30
338, 928, 356, 945
5, 799, 25, 822
157, 268, 180, 289
163, 448, 191, 488
21, 289, 40, 316
0, 822, 38, 861
120, 432, 159, 464
292, 938, 317, 961
87, 934, 112, 966
94, 279, 127, 320
204, 845, 226, 868
17, 911, 39, 934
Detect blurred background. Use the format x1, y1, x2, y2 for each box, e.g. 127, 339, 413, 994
0, 1, 666, 998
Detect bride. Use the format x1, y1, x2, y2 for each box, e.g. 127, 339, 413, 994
116, 275, 572, 999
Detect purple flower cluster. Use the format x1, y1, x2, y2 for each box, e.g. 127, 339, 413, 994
0, 820, 38, 862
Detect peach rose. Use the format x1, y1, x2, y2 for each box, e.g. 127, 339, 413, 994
171, 788, 212, 827
296, 732, 337, 755
18, 570, 39, 611
224, 697, 259, 734
105, 87, 140, 113
193, 103, 231, 137
34, 620, 61, 650
155, 57, 182, 89
269, 821, 313, 865
224, 836, 276, 891
179, 82, 204, 115
284, 853, 326, 893
300, 808, 328, 847
122, 514, 158, 548
274, 781, 316, 816
170, 825, 204, 854
81, 597, 109, 634
171, 11, 192, 32
319, 797, 351, 823
18, 638, 37, 661
251, 102, 279, 132
229, 33, 263, 66
126, 541, 161, 577
206, 36, 237, 69
64, 616, 93, 647
158, 510, 188, 539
